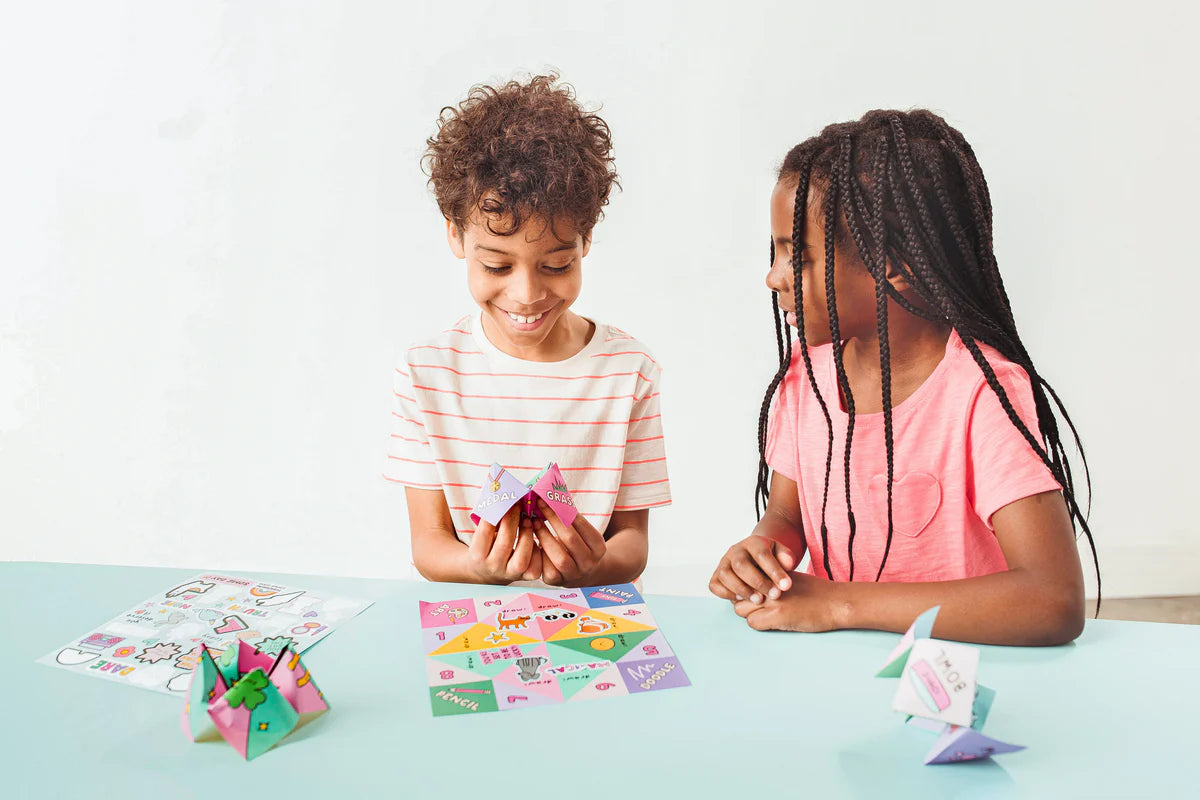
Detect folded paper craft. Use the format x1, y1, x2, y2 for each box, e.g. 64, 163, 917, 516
877, 607, 1026, 765
470, 462, 577, 528
180, 640, 328, 760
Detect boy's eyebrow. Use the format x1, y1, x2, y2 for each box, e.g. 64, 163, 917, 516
475, 243, 578, 256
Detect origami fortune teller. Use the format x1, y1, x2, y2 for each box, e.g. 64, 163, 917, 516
470, 462, 577, 528
180, 640, 328, 760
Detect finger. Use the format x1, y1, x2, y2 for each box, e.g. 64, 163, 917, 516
543, 499, 605, 558
541, 553, 563, 586
745, 607, 777, 631
522, 547, 543, 582
507, 517, 536, 577
489, 506, 520, 571
536, 518, 579, 575
469, 518, 498, 561
732, 598, 759, 619
536, 500, 591, 564
773, 541, 798, 578
752, 542, 795, 597
729, 549, 777, 603
716, 562, 758, 604
708, 564, 737, 600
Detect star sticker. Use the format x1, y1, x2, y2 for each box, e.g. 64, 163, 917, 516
484, 632, 509, 644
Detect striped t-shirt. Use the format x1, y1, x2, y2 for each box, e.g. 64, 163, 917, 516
385, 311, 671, 542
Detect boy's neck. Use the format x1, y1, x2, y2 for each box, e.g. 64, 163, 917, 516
480, 309, 596, 362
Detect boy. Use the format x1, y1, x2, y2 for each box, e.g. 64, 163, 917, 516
385, 74, 670, 587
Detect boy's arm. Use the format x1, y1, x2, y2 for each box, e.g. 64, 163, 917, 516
736, 489, 1086, 646
405, 487, 539, 584
534, 504, 648, 588
589, 509, 649, 585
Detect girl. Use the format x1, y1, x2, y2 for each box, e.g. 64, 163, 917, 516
708, 110, 1096, 646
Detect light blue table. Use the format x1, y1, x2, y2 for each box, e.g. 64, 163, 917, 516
5, 562, 1197, 798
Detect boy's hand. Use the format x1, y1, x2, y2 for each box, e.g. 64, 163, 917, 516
709, 535, 797, 604
732, 573, 843, 633
532, 498, 607, 586
466, 504, 540, 584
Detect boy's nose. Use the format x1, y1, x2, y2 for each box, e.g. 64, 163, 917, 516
508, 269, 547, 307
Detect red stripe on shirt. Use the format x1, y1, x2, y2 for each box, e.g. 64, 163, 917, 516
391, 412, 425, 427
414, 384, 659, 403
437, 458, 624, 472
623, 456, 666, 465
613, 499, 671, 510
387, 455, 435, 465
411, 345, 483, 355
382, 474, 441, 488
591, 351, 660, 367
428, 434, 626, 448
389, 434, 428, 444
423, 409, 634, 426
619, 478, 670, 487
411, 363, 655, 384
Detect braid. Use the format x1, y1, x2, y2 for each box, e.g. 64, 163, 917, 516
763, 109, 1099, 612
754, 245, 792, 520
787, 155, 837, 580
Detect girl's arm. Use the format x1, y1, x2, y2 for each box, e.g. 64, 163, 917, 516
710, 471, 808, 602
737, 489, 1086, 646
405, 487, 541, 584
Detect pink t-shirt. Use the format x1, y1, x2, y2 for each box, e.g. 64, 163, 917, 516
765, 331, 1061, 583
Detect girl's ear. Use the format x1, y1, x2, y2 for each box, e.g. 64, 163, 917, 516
446, 218, 466, 259
885, 258, 914, 292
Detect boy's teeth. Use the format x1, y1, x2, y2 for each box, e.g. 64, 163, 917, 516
507, 311, 544, 324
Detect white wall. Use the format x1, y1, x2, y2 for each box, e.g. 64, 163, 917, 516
3, 0, 1198, 597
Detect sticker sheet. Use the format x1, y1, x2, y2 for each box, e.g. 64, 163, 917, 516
421, 583, 689, 716
38, 573, 372, 695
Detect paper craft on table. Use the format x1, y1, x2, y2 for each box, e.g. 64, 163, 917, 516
181, 640, 328, 761
877, 606, 1026, 765
470, 462, 577, 528
421, 582, 689, 716
37, 573, 372, 695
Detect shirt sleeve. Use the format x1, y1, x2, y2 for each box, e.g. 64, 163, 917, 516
967, 362, 1063, 528
383, 356, 442, 489
764, 365, 799, 482
613, 363, 672, 511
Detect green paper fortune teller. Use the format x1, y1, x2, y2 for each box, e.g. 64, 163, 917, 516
180, 640, 328, 760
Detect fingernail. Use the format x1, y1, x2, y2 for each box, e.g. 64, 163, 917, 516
768, 588, 780, 600
735, 595, 744, 601
780, 578, 792, 591
751, 594, 763, 604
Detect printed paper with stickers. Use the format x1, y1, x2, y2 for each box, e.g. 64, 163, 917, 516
421, 583, 689, 716
37, 573, 372, 695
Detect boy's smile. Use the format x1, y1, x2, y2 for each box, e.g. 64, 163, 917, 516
448, 212, 593, 362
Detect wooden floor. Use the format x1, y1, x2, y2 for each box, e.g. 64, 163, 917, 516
1094, 596, 1200, 624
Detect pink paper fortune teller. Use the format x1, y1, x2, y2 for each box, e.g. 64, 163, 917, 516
470, 462, 578, 528
180, 640, 328, 761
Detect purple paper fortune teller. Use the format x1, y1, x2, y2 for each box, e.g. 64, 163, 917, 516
469, 462, 577, 528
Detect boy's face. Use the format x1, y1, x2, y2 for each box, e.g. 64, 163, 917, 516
448, 212, 591, 361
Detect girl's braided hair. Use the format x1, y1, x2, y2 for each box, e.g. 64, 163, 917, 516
754, 110, 1099, 607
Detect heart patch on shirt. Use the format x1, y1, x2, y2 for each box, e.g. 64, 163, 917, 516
868, 472, 942, 538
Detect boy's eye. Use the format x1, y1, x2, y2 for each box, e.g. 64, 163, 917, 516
542, 264, 572, 275
482, 264, 510, 275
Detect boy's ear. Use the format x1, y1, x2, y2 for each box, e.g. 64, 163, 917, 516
446, 218, 466, 259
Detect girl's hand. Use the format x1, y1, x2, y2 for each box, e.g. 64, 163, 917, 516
709, 535, 798, 604
466, 504, 540, 584
732, 573, 844, 632
533, 498, 607, 586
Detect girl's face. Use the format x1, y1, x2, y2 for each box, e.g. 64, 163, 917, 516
448, 213, 590, 361
767, 178, 883, 347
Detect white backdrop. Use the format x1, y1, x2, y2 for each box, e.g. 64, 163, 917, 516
3, 1, 1198, 597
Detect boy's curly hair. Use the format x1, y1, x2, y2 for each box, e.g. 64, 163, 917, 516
423, 73, 618, 238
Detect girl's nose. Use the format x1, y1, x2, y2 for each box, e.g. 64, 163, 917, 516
765, 256, 791, 295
